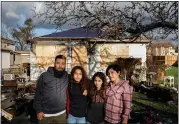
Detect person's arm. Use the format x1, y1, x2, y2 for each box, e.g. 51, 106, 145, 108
83, 90, 88, 96
66, 87, 70, 118
122, 84, 132, 124
82, 78, 91, 96
33, 74, 44, 114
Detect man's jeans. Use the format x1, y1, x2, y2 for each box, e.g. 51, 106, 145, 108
67, 114, 86, 124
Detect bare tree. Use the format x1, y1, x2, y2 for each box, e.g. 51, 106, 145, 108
11, 18, 35, 50
33, 1, 178, 41
32, 1, 178, 77
1, 24, 12, 39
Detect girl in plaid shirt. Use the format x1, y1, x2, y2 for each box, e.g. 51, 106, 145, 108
105, 64, 133, 124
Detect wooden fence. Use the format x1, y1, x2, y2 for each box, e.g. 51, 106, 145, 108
147, 55, 178, 66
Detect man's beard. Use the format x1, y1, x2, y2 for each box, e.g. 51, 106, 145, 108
53, 68, 65, 78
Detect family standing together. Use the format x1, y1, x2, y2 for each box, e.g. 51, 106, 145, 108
33, 55, 133, 124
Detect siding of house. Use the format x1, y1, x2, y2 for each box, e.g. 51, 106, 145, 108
30, 44, 68, 80
100, 44, 129, 68
147, 55, 178, 66
87, 45, 101, 76
8, 44, 15, 51
128, 44, 147, 63
147, 42, 178, 82
10, 53, 30, 68
30, 42, 148, 80
21, 55, 30, 64
72, 46, 87, 71
14, 54, 21, 65
1, 38, 30, 70
2, 42, 15, 51
2, 52, 11, 69
2, 38, 16, 68
100, 44, 147, 66
148, 45, 176, 56
36, 45, 67, 67
165, 56, 178, 65
10, 54, 14, 65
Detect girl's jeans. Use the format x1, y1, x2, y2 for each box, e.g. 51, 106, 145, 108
67, 114, 86, 124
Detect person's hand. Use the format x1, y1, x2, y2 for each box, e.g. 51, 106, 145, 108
122, 119, 128, 124
37, 112, 45, 120
83, 90, 87, 96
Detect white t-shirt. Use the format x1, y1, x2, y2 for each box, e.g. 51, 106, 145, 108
44, 110, 66, 117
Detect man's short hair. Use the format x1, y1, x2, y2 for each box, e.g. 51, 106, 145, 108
55, 55, 66, 61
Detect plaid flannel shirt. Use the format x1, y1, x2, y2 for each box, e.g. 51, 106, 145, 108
105, 80, 133, 124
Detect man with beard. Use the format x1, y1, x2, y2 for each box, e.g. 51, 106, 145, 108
33, 55, 69, 124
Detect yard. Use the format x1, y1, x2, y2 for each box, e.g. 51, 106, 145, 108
130, 92, 178, 124
157, 65, 178, 88
3, 91, 178, 124
166, 66, 178, 87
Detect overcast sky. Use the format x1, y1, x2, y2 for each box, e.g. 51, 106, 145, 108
2, 1, 57, 37
1, 1, 178, 43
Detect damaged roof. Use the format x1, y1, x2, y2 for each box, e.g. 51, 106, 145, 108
41, 27, 100, 38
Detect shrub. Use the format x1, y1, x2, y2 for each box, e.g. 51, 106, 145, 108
146, 87, 178, 103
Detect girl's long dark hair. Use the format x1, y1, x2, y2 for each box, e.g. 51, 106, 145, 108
89, 72, 108, 99
70, 66, 89, 91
